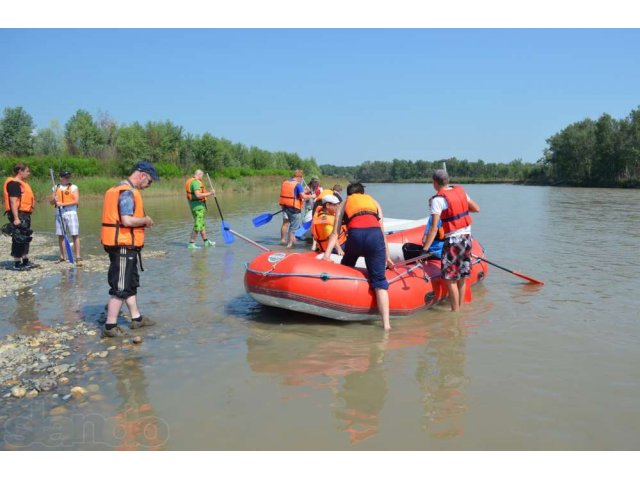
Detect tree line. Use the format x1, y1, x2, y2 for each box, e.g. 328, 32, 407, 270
321, 106, 640, 188
3, 104, 639, 187
0, 106, 319, 178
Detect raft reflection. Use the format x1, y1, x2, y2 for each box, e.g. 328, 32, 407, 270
246, 313, 471, 445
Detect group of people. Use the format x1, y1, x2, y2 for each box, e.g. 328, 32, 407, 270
2, 164, 81, 271
3, 161, 479, 337
277, 168, 480, 330
2, 161, 159, 338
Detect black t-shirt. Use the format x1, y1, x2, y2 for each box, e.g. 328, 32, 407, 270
7, 181, 22, 197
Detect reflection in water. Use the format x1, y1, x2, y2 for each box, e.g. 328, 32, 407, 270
246, 316, 471, 445
415, 315, 467, 439
334, 339, 388, 444
190, 252, 210, 304
109, 355, 168, 450
59, 269, 82, 324
8, 287, 43, 334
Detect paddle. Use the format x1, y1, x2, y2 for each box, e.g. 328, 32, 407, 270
49, 168, 75, 264
294, 219, 312, 238
472, 254, 544, 285
390, 252, 434, 269
227, 228, 271, 252
252, 209, 283, 227
206, 173, 234, 245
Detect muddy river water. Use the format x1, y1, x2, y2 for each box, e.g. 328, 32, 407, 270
1, 183, 639, 450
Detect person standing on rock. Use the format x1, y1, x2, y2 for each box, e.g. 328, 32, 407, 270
49, 170, 82, 265
2, 163, 37, 271
100, 161, 159, 338
185, 169, 215, 249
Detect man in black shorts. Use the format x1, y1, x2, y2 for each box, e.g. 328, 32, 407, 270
2, 163, 37, 271
100, 161, 159, 337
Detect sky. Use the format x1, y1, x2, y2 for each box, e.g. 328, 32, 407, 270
2, 27, 639, 166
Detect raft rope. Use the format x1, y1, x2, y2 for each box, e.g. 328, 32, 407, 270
245, 239, 486, 284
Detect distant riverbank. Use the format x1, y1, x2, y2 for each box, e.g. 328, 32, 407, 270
24, 175, 349, 203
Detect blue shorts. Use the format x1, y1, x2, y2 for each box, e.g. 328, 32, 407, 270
341, 227, 389, 290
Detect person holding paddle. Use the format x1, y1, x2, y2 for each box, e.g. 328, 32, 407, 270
100, 161, 159, 338
279, 169, 315, 249
422, 169, 480, 312
2, 163, 37, 271
185, 169, 216, 249
49, 170, 81, 265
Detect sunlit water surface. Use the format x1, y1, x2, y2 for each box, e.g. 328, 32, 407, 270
1, 184, 639, 450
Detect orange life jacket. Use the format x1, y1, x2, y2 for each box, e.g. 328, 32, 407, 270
279, 179, 302, 210
343, 193, 379, 225
432, 185, 473, 234
54, 184, 77, 206
185, 177, 207, 202
312, 208, 347, 252
101, 183, 145, 247
3, 177, 35, 213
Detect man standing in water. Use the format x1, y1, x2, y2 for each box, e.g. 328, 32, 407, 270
279, 169, 314, 248
2, 163, 37, 271
422, 169, 480, 312
322, 183, 394, 331
100, 161, 159, 338
50, 170, 82, 265
185, 169, 216, 249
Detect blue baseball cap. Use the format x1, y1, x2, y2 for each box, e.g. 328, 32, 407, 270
133, 161, 159, 181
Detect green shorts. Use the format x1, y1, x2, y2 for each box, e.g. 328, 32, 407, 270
191, 206, 207, 232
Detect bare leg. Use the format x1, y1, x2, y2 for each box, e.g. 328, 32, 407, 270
200, 228, 208, 241
457, 278, 466, 309
106, 296, 124, 325
446, 279, 461, 312
281, 219, 289, 244
72, 235, 80, 259
190, 230, 198, 243
375, 288, 391, 330
286, 231, 296, 249
57, 236, 65, 259
124, 295, 141, 320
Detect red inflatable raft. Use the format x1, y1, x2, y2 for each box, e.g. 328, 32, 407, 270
244, 223, 488, 321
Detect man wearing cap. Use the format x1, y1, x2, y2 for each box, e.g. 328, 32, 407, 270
100, 161, 158, 338
49, 170, 81, 264
304, 176, 323, 212
312, 194, 346, 255
422, 169, 480, 312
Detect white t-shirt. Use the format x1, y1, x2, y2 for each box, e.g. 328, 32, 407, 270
430, 188, 472, 237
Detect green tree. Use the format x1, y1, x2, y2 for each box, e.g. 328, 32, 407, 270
65, 109, 103, 156
116, 122, 149, 161
34, 119, 63, 156
0, 106, 35, 156
145, 121, 184, 163
543, 119, 596, 184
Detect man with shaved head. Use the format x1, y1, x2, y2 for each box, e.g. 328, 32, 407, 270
185, 169, 216, 249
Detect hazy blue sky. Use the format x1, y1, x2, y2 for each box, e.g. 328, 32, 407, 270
2, 29, 639, 166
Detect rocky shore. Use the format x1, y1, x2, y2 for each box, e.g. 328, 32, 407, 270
0, 233, 165, 410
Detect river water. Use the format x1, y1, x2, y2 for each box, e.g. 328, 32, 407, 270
1, 183, 639, 450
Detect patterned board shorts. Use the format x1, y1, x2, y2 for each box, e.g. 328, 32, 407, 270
55, 211, 79, 236
441, 234, 473, 280
191, 206, 207, 232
